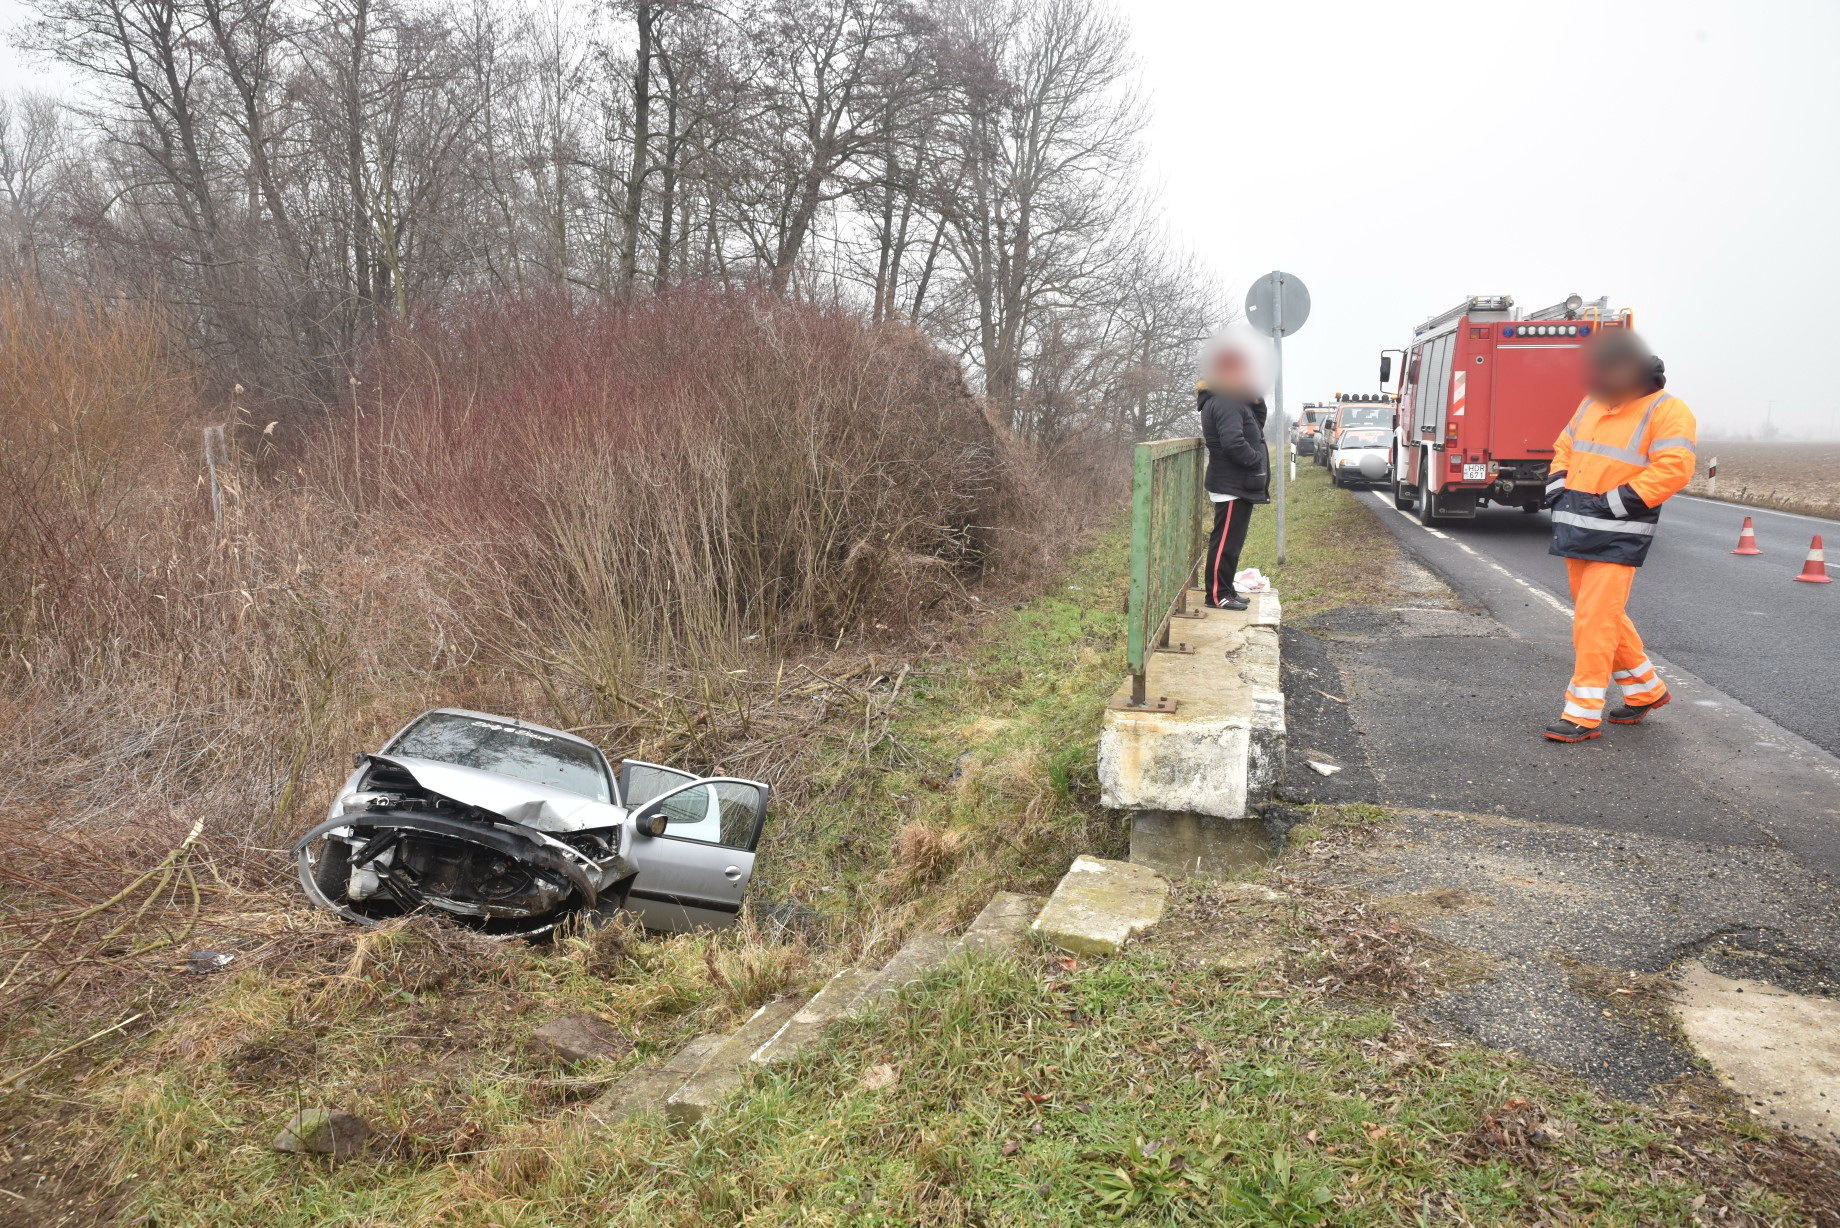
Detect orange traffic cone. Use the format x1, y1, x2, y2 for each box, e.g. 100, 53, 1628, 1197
1732, 516, 1762, 555
1793, 536, 1832, 583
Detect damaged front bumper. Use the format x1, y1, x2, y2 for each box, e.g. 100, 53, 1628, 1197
296, 754, 637, 938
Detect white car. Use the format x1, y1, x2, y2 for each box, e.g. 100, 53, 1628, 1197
1330, 427, 1394, 487
295, 708, 770, 937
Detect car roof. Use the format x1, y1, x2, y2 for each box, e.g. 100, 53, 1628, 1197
416, 707, 607, 755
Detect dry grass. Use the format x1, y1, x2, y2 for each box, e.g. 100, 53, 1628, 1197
0, 282, 1129, 1224
886, 821, 970, 890
0, 288, 1057, 860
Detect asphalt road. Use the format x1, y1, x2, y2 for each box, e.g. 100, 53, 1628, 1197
1301, 486, 1840, 882
1363, 490, 1840, 756
1275, 497, 1840, 1100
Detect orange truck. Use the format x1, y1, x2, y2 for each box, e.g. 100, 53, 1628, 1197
1293, 404, 1336, 456
1306, 393, 1395, 469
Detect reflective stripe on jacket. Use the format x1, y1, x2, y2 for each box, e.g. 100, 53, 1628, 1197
1547, 390, 1697, 566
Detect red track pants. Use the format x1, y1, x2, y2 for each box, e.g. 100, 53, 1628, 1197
1562, 558, 1667, 728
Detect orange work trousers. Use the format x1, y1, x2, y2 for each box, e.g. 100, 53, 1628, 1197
1562, 559, 1667, 728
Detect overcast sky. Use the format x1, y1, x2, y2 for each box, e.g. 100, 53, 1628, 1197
1132, 0, 1840, 439
5, 0, 1837, 438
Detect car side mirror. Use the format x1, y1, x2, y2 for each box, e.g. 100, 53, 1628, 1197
634, 807, 669, 838
353, 752, 366, 769
1378, 355, 1393, 385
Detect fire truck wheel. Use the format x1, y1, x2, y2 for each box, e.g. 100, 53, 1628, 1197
1417, 461, 1439, 524
1392, 470, 1413, 511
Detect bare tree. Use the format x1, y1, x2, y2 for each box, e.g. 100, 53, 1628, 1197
8, 0, 1224, 438
0, 92, 73, 281
930, 0, 1144, 434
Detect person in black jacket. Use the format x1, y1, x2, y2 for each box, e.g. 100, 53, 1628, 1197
1197, 342, 1271, 610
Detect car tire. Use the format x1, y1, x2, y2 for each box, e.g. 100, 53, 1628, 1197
308, 833, 352, 901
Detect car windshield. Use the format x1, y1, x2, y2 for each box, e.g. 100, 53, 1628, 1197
1341, 406, 1390, 428
388, 712, 612, 803
1342, 429, 1388, 448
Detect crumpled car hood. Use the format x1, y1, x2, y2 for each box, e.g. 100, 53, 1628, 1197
371, 754, 628, 833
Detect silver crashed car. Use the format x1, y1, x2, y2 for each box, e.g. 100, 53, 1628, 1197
295, 708, 770, 937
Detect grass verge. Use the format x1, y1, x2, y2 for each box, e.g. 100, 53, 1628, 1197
579, 910, 1827, 1226
1240, 458, 1416, 620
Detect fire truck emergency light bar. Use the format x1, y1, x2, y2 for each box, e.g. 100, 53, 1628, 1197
1502, 324, 1589, 337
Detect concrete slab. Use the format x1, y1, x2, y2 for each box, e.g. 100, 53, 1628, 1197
663, 997, 801, 1125
585, 1033, 726, 1125
858, 931, 954, 1002
749, 968, 877, 1066
959, 892, 1045, 953
1674, 961, 1840, 1148
1128, 810, 1272, 880
1032, 855, 1169, 956
1098, 589, 1285, 820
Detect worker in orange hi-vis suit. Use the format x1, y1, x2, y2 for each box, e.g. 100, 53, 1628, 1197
1540, 330, 1698, 743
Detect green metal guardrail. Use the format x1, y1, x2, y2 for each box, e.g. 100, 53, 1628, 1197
1119, 436, 1209, 711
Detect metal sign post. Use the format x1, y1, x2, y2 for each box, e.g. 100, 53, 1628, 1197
1245, 270, 1310, 565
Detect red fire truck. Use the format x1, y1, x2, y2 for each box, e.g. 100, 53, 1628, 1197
1384, 294, 1634, 522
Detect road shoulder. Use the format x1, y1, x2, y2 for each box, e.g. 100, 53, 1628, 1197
1273, 471, 1840, 1151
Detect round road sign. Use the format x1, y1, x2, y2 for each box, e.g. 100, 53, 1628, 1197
1245, 270, 1310, 338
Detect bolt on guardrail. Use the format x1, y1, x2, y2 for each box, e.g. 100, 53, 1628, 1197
1116, 437, 1210, 713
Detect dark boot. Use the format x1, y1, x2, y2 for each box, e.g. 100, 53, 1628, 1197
1542, 719, 1601, 743
1606, 691, 1670, 725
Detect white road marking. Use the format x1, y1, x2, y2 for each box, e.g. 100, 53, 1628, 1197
1366, 490, 1573, 616
1675, 494, 1840, 529
1354, 495, 1840, 774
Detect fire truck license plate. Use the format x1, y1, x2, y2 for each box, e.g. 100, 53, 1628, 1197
1463, 464, 1488, 481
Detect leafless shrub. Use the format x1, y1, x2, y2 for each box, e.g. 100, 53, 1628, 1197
0, 287, 1039, 861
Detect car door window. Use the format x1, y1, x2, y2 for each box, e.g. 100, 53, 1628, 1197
644, 779, 770, 851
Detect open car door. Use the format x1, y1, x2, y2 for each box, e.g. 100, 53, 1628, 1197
618, 759, 698, 809
621, 771, 771, 931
